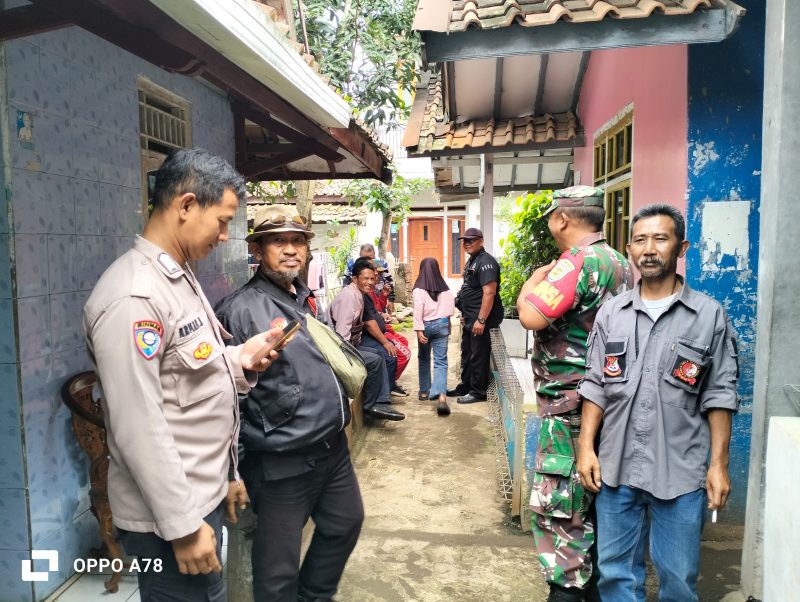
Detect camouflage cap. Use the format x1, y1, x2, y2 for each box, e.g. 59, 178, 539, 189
544, 185, 605, 216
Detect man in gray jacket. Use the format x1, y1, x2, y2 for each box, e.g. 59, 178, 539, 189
215, 204, 364, 602
577, 204, 739, 602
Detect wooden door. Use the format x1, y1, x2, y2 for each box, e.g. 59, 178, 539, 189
407, 218, 444, 284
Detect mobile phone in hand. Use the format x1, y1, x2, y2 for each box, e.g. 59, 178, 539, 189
249, 320, 301, 364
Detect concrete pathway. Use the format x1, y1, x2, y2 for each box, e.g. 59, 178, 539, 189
337, 329, 547, 602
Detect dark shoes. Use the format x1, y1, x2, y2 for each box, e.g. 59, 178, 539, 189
365, 404, 406, 421
390, 384, 409, 397
456, 393, 487, 404
546, 584, 587, 602
446, 385, 468, 397
436, 399, 451, 416
418, 391, 430, 400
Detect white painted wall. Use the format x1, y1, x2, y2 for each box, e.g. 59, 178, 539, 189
764, 417, 800, 601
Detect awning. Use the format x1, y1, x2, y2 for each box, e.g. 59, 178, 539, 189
414, 0, 746, 63
19, 0, 392, 182
403, 70, 580, 199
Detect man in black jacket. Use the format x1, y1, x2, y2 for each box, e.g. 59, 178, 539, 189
448, 228, 503, 404
215, 205, 363, 602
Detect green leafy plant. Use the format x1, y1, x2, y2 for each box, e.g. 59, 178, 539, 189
330, 226, 358, 279
299, 0, 421, 127
498, 190, 560, 313
246, 181, 296, 202
343, 176, 429, 254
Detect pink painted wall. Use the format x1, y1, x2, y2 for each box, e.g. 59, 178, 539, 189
574, 44, 689, 218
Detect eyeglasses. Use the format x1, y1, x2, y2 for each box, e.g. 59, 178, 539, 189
461, 238, 478, 244
261, 214, 308, 226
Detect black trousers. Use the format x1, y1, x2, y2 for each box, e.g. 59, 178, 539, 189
245, 436, 364, 602
459, 323, 492, 397
117, 502, 226, 602
359, 345, 390, 410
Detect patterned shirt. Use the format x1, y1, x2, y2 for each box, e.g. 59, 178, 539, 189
525, 233, 633, 416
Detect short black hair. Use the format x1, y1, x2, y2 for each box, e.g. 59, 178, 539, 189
352, 257, 376, 278
631, 204, 686, 241
151, 148, 246, 212
557, 206, 606, 231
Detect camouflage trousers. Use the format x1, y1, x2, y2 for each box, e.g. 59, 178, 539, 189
530, 414, 594, 589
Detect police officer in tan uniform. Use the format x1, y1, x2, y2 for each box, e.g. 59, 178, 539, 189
83, 148, 280, 602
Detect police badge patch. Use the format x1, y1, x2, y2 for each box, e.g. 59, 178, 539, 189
193, 342, 213, 360
133, 320, 163, 360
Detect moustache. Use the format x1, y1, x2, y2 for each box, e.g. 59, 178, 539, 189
638, 258, 665, 267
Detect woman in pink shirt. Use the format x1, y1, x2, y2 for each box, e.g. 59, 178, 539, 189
412, 258, 456, 416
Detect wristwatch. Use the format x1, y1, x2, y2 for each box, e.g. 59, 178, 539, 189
477, 317, 486, 324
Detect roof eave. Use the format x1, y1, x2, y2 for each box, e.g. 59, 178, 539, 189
421, 6, 746, 63
149, 0, 351, 129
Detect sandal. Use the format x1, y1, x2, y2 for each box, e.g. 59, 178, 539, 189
418, 392, 430, 400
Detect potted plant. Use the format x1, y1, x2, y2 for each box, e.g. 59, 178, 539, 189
498, 190, 560, 358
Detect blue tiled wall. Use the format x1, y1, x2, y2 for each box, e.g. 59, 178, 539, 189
686, 0, 765, 522
1, 24, 250, 600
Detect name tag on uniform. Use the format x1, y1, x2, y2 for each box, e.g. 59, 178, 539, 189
178, 316, 205, 340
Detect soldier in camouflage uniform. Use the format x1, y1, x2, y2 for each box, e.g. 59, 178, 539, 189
516, 186, 633, 602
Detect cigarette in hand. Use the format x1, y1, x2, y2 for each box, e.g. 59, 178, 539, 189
711, 510, 717, 523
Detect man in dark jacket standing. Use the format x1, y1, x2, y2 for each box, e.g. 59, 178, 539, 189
215, 205, 363, 602
448, 228, 503, 404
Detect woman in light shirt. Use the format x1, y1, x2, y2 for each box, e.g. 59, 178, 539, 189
412, 258, 456, 416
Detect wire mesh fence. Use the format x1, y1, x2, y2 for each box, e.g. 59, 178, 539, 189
488, 328, 525, 510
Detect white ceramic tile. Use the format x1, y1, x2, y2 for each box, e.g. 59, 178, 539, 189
0, 487, 31, 550
73, 179, 102, 235
72, 127, 98, 181
39, 50, 71, 117
0, 427, 25, 489
0, 549, 34, 602
68, 65, 96, 125
11, 168, 47, 234
0, 235, 11, 299
17, 295, 52, 360
76, 235, 114, 291
50, 292, 83, 353
0, 362, 21, 429
53, 573, 139, 602
39, 112, 74, 178
0, 300, 16, 363
47, 236, 79, 295
15, 234, 49, 298
6, 41, 41, 109
43, 173, 76, 234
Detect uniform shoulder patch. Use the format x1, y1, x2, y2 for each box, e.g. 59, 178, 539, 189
547, 258, 577, 283
525, 251, 585, 321
133, 320, 164, 360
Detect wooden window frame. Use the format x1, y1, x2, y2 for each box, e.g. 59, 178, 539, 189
594, 111, 633, 253
447, 216, 465, 278
137, 78, 192, 227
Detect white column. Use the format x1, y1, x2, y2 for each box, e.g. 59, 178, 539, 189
741, 1, 800, 598
480, 153, 494, 252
